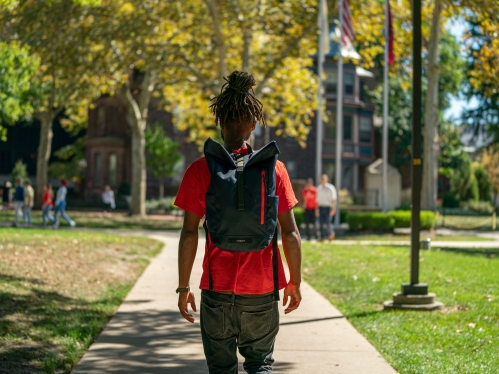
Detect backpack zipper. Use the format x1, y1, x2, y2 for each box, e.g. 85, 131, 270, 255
261, 170, 266, 225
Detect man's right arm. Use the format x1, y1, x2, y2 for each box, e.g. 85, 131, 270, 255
178, 211, 201, 323
279, 209, 302, 314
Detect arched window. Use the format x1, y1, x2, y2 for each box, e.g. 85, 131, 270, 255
109, 154, 117, 186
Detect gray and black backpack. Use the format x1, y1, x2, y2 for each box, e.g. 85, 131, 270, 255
203, 138, 280, 300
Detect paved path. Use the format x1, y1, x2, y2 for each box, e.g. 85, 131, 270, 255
72, 230, 395, 374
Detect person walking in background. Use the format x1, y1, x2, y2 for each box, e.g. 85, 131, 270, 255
316, 174, 337, 241
52, 179, 76, 228
23, 179, 34, 225
2, 181, 11, 209
42, 184, 55, 226
102, 185, 115, 213
302, 178, 317, 240
12, 177, 25, 227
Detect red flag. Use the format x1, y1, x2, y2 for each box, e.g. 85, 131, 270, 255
387, 0, 395, 64
341, 0, 355, 46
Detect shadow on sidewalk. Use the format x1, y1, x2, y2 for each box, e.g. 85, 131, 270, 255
73, 308, 299, 373
73, 309, 208, 373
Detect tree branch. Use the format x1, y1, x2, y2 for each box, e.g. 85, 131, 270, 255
255, 22, 315, 96
138, 68, 157, 123
204, 0, 227, 84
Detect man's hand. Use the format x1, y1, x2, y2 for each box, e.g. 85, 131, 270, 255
178, 291, 197, 323
283, 282, 302, 314
330, 208, 336, 217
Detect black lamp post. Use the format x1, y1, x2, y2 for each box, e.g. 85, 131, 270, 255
384, 0, 443, 310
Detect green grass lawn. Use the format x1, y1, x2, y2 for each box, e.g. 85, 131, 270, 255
0, 228, 163, 373
0, 209, 184, 230
303, 242, 499, 374
336, 234, 495, 242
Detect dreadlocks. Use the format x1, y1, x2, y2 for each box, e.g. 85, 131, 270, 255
209, 70, 265, 129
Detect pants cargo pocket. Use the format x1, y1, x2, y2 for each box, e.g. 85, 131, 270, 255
201, 302, 225, 339
241, 307, 273, 341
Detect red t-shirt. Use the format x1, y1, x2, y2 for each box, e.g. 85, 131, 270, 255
174, 152, 298, 295
302, 187, 317, 210
43, 191, 53, 207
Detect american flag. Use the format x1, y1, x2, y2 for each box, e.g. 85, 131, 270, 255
387, 0, 395, 64
341, 0, 355, 46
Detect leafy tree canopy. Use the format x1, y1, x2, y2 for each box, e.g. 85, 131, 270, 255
0, 42, 38, 141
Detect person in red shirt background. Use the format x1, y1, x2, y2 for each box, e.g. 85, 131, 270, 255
41, 184, 54, 227
175, 71, 302, 374
302, 178, 317, 240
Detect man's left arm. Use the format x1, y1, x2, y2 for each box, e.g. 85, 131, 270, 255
330, 187, 337, 216
178, 211, 201, 323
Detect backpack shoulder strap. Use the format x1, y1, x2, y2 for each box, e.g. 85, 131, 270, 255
204, 138, 237, 168
246, 141, 280, 168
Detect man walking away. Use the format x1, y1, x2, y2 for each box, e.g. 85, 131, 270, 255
302, 178, 317, 240
23, 180, 34, 225
316, 174, 337, 241
175, 71, 302, 374
13, 178, 25, 227
52, 179, 76, 228
42, 184, 55, 226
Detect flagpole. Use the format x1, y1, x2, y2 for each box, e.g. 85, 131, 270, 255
382, 0, 389, 212
334, 0, 344, 227
316, 0, 325, 186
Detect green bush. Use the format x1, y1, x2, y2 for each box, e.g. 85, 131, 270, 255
442, 192, 460, 208
347, 213, 395, 231
293, 207, 304, 227
462, 200, 495, 214
474, 165, 492, 201
347, 211, 436, 231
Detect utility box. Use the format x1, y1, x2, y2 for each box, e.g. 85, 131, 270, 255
365, 159, 401, 211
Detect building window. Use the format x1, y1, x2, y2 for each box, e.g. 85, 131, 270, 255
109, 153, 117, 186
172, 155, 185, 185
325, 71, 337, 94
253, 121, 262, 136
344, 73, 354, 95
359, 81, 366, 101
95, 153, 102, 186
97, 106, 106, 135
360, 117, 372, 143
324, 108, 336, 139
343, 115, 353, 141
285, 160, 297, 180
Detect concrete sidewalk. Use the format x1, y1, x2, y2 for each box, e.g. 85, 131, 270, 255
72, 231, 396, 374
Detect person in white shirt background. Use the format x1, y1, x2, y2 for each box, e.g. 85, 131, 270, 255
52, 179, 76, 228
315, 174, 337, 241
102, 185, 115, 213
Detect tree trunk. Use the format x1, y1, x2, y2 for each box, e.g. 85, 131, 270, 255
130, 123, 146, 216
35, 114, 54, 206
159, 177, 164, 199
421, 0, 442, 212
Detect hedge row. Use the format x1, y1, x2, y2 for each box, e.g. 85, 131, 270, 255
347, 211, 436, 231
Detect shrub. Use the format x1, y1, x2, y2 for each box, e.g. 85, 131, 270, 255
474, 164, 492, 202
347, 211, 436, 231
462, 200, 494, 214
145, 197, 176, 213
293, 207, 304, 227
347, 213, 395, 231
442, 192, 459, 208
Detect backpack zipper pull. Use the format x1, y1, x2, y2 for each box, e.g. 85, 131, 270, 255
261, 170, 266, 225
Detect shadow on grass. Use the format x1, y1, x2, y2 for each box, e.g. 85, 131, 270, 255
0, 272, 126, 374
438, 247, 499, 258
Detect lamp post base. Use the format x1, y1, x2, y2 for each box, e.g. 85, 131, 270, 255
383, 292, 444, 311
